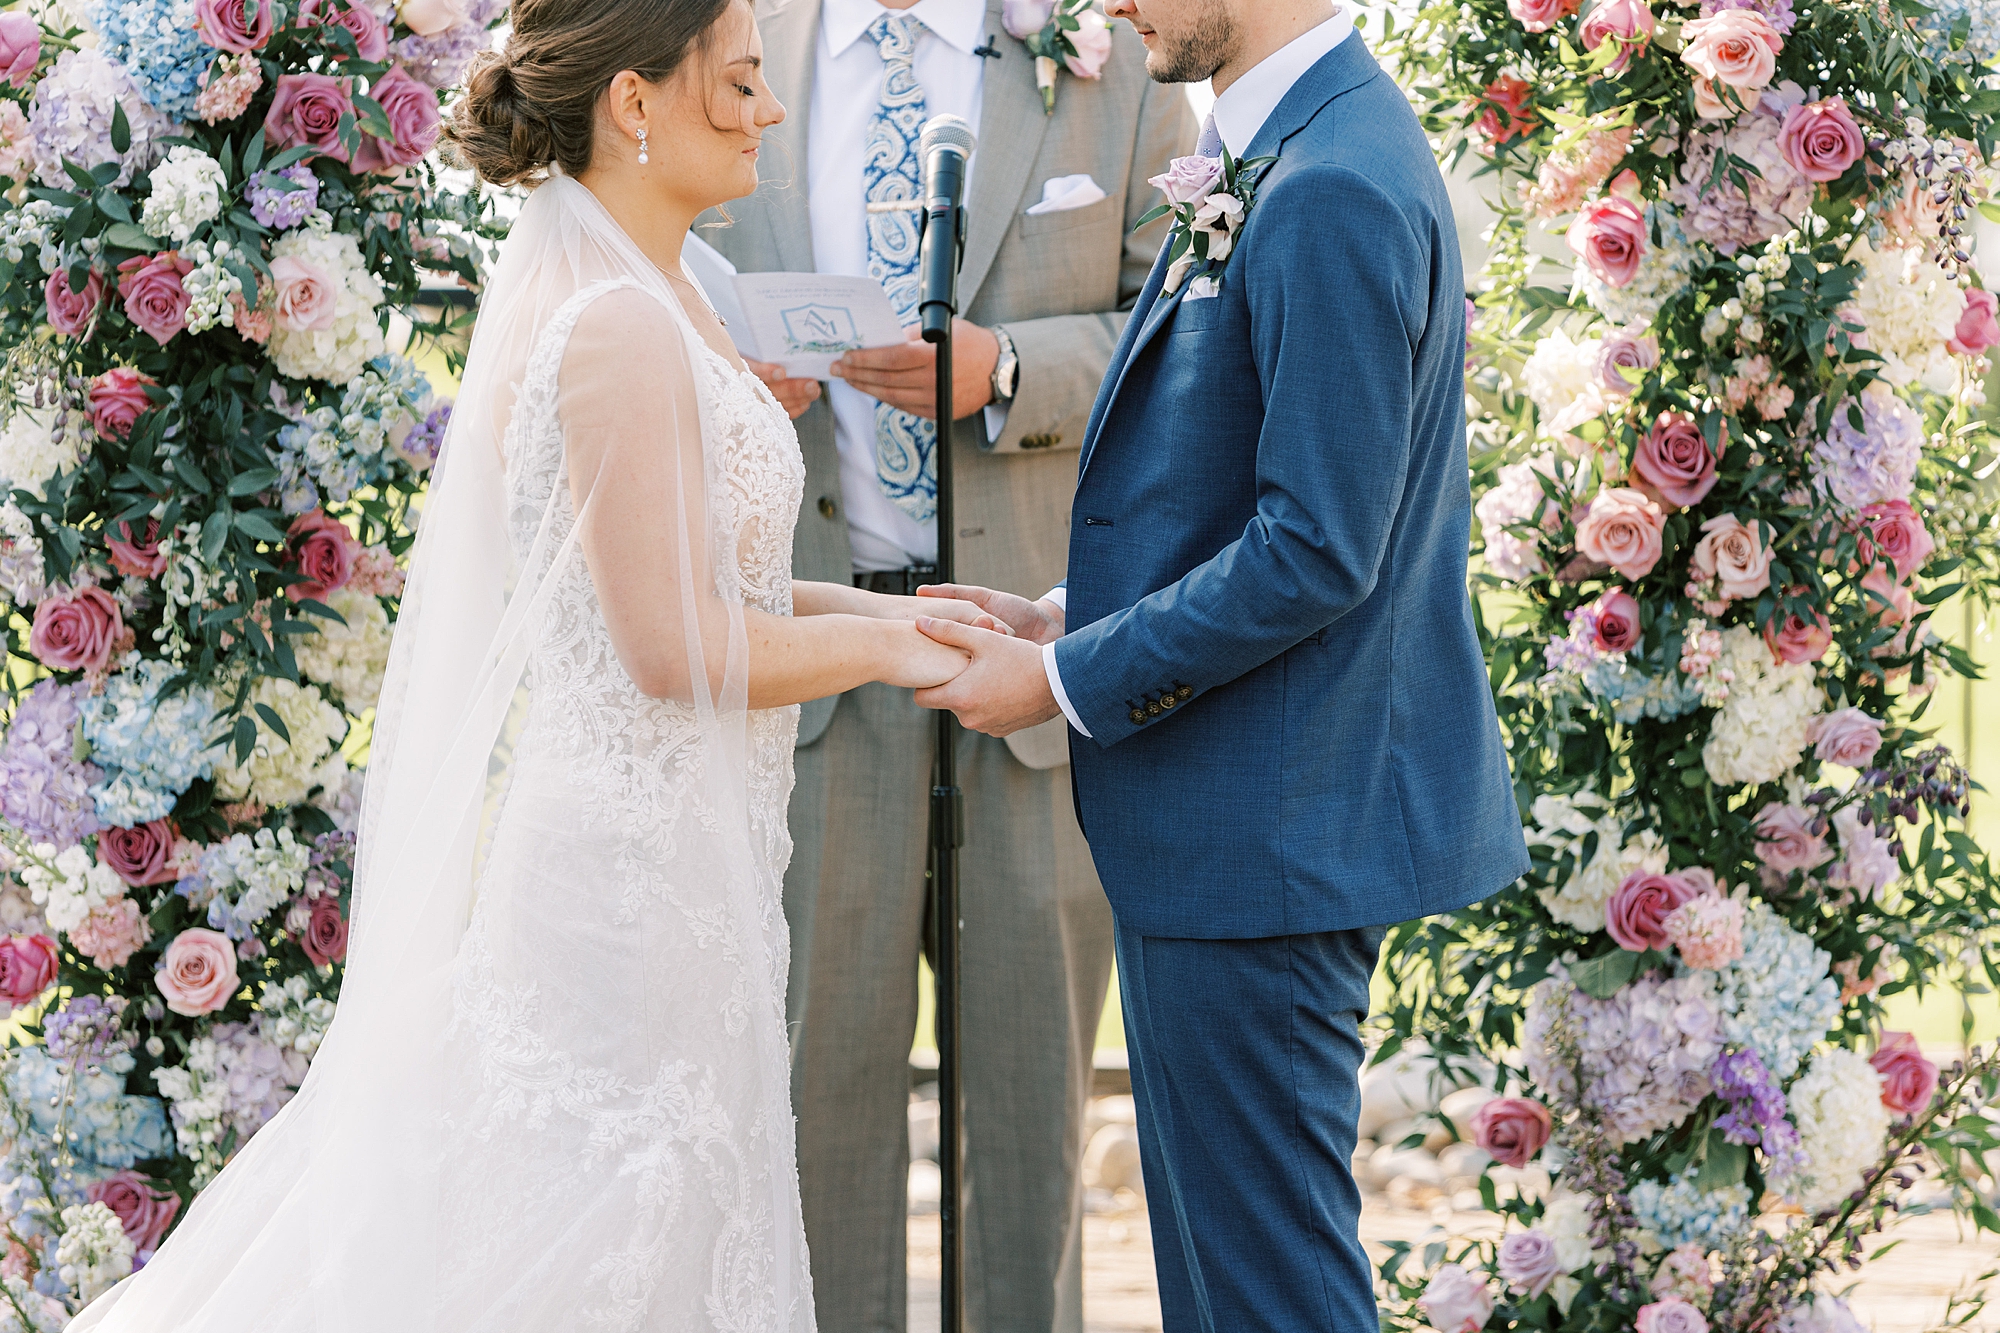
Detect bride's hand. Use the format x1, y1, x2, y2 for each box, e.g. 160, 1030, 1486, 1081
862, 590, 1014, 636
876, 620, 971, 689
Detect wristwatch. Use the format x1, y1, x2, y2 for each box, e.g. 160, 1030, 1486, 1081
990, 324, 1019, 403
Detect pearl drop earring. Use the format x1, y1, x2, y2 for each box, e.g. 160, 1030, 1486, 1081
636, 128, 649, 165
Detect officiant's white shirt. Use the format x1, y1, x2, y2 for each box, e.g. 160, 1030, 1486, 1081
811, 0, 988, 572
1041, 8, 1354, 737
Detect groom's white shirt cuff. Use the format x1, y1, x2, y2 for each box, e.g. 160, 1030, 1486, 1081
1037, 587, 1091, 738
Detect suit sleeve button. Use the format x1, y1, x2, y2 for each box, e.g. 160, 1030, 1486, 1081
817, 495, 837, 518
1176, 685, 1193, 700
1146, 701, 1162, 716
1159, 694, 1175, 709
1130, 708, 1148, 724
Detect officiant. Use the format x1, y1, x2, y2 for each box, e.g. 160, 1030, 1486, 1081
699, 0, 1192, 1327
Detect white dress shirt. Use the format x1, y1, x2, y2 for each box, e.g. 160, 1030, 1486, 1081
810, 0, 989, 571
1039, 10, 1353, 738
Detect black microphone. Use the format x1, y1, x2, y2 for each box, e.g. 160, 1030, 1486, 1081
917, 113, 975, 342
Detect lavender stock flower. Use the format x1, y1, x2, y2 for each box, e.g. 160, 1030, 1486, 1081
246, 164, 319, 231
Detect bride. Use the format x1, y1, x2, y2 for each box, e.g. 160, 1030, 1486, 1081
70, 0, 995, 1326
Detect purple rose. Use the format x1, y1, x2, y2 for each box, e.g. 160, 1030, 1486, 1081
0, 12, 40, 89
1149, 154, 1223, 207
351, 66, 441, 173
1496, 1229, 1563, 1298
1001, 0, 1055, 39
1638, 1299, 1709, 1333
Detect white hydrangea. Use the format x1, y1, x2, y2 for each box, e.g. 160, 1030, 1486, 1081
180, 237, 246, 336
1538, 1192, 1598, 1272
20, 842, 125, 935
194, 826, 309, 937
1786, 1047, 1891, 1214
1702, 626, 1823, 788
294, 587, 392, 709
54, 1200, 135, 1305
0, 499, 46, 603
1526, 788, 1668, 932
153, 1021, 308, 1186
0, 198, 62, 274
1707, 900, 1841, 1078
1574, 206, 1704, 326
1523, 329, 1610, 437
258, 975, 336, 1059
267, 217, 387, 385
1476, 451, 1561, 582
1843, 235, 1964, 392
139, 145, 226, 243
0, 404, 84, 497
211, 677, 347, 809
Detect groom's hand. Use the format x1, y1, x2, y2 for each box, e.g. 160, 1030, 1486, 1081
912, 617, 1060, 736
916, 583, 1065, 646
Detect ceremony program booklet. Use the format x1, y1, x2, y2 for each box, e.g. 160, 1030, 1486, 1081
683, 233, 909, 379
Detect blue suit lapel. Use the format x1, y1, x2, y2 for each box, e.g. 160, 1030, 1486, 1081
1077, 38, 1388, 484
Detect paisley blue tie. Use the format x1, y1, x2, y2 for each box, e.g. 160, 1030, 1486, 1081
863, 12, 937, 522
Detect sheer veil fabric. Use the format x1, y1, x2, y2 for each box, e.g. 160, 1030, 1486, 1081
69, 174, 816, 1331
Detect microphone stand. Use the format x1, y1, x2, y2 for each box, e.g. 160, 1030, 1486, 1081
918, 181, 967, 1333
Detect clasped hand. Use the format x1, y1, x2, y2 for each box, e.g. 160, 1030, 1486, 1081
908, 583, 1064, 737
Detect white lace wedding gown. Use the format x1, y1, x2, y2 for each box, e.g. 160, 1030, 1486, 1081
436, 279, 812, 1327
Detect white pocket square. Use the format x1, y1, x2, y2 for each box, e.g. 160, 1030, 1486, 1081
1025, 173, 1109, 215
1182, 275, 1221, 302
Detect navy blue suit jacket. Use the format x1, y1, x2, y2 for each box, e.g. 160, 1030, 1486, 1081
1054, 37, 1530, 939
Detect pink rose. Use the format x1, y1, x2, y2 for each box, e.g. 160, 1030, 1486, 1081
1470, 1096, 1552, 1168
155, 927, 240, 1016
285, 509, 361, 601
1631, 411, 1719, 509
195, 0, 273, 51
1509, 0, 1580, 32
86, 1172, 181, 1266
1689, 513, 1772, 600
29, 586, 122, 673
1592, 587, 1642, 653
1599, 326, 1659, 394
1567, 195, 1647, 287
264, 73, 355, 163
44, 267, 105, 338
1763, 599, 1831, 665
1605, 870, 1697, 951
1857, 499, 1934, 583
101, 819, 180, 886
116, 252, 193, 347
1496, 1229, 1564, 1298
88, 367, 157, 440
1637, 1298, 1710, 1333
269, 256, 338, 333
1574, 487, 1664, 580
300, 0, 389, 61
1419, 1264, 1496, 1333
1780, 96, 1864, 183
1579, 0, 1655, 69
1869, 1031, 1938, 1118
0, 12, 39, 88
1753, 802, 1832, 875
0, 935, 57, 1007
1475, 76, 1539, 147
1001, 0, 1056, 38
1808, 707, 1882, 768
301, 894, 348, 966
1860, 563, 1916, 645
397, 0, 469, 36
1948, 288, 1999, 357
1062, 9, 1113, 78
1150, 154, 1222, 207
352, 66, 443, 173
108, 518, 166, 579
1680, 11, 1782, 95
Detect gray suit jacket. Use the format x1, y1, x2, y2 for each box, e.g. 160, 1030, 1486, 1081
704, 0, 1195, 768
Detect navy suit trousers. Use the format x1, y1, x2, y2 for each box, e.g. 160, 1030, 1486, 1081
1114, 920, 1386, 1332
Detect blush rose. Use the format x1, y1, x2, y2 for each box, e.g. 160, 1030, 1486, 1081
351, 66, 443, 173
1779, 96, 1864, 183
108, 518, 167, 579
1948, 288, 1999, 357
269, 255, 338, 333
116, 252, 194, 347
44, 267, 105, 337
1470, 1096, 1553, 1168
1631, 411, 1719, 509
1763, 599, 1831, 665
86, 1172, 181, 1266
0, 934, 58, 1007
29, 586, 122, 673
1599, 326, 1659, 395
1858, 499, 1934, 583
302, 895, 348, 966
1568, 194, 1647, 287
1574, 487, 1665, 580
88, 367, 157, 440
1591, 587, 1642, 653
1807, 707, 1882, 767
1509, 0, 1580, 31
1680, 10, 1782, 96
285, 509, 361, 601
1637, 1298, 1710, 1333
1606, 870, 1697, 951
1419, 1264, 1497, 1333
156, 927, 240, 1016
299, 0, 389, 61
0, 11, 39, 88
195, 0, 273, 50
1690, 513, 1772, 600
397, 0, 468, 37
1753, 802, 1832, 875
1580, 0, 1655, 69
101, 819, 181, 886
264, 73, 355, 162
1869, 1031, 1938, 1118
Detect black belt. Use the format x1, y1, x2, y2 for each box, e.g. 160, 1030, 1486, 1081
853, 564, 938, 597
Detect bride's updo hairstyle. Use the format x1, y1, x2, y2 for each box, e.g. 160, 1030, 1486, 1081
444, 0, 733, 187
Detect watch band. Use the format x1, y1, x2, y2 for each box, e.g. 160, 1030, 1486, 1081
990, 324, 1019, 403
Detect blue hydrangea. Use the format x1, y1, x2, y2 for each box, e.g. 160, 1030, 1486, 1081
1700, 901, 1841, 1080
1, 1046, 172, 1183
1581, 659, 1705, 724
1629, 1169, 1754, 1249
1918, 0, 2000, 65
85, 0, 212, 122
180, 827, 310, 939
274, 355, 437, 513
78, 654, 220, 826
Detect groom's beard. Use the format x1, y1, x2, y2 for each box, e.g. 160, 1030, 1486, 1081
1145, 6, 1237, 84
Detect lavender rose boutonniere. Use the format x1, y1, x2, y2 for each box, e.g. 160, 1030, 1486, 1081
1139, 144, 1276, 296
1002, 0, 1113, 113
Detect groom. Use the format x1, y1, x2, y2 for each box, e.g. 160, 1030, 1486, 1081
913, 0, 1530, 1326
